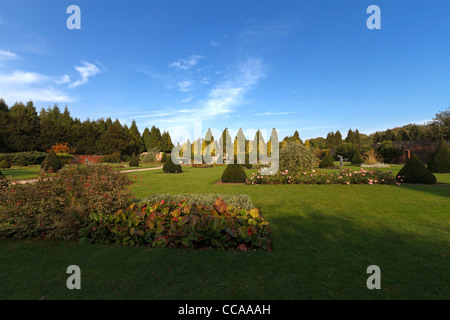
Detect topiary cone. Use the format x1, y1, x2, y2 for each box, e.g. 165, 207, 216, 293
428, 139, 450, 173
397, 154, 436, 184
41, 149, 62, 172
163, 153, 182, 173
221, 164, 248, 183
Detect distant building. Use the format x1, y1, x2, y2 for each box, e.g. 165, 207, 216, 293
393, 139, 450, 164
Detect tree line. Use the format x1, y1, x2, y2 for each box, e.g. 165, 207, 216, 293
0, 99, 173, 155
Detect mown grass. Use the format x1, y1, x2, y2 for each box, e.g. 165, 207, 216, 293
1, 166, 449, 300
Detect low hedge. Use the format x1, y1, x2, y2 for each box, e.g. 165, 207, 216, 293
0, 152, 48, 165
221, 164, 247, 183
141, 193, 254, 210
78, 198, 271, 250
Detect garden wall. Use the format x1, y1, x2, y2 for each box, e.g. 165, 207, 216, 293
394, 139, 450, 164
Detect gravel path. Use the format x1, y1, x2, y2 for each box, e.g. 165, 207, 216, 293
7, 166, 163, 185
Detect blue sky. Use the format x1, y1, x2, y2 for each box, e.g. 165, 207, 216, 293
0, 0, 449, 142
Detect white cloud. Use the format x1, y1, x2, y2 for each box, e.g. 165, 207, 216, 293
0, 70, 49, 84
0, 50, 17, 59
210, 41, 219, 47
71, 62, 100, 87
169, 55, 204, 70
254, 111, 295, 116
56, 74, 71, 84
177, 80, 193, 92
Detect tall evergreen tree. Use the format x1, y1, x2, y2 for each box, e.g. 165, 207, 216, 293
161, 131, 174, 153
149, 126, 162, 151
334, 130, 343, 146
346, 129, 356, 144
354, 129, 362, 146
142, 127, 152, 151
127, 120, 145, 154
0, 99, 10, 152
8, 101, 40, 151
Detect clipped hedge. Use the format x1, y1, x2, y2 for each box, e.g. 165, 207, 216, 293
397, 154, 436, 184
78, 198, 271, 250
319, 153, 335, 168
163, 154, 182, 173
141, 193, 254, 210
351, 149, 364, 165
428, 139, 450, 173
0, 171, 6, 189
41, 149, 62, 172
221, 164, 248, 183
17, 156, 29, 167
129, 152, 139, 167
0, 159, 10, 169
0, 152, 48, 165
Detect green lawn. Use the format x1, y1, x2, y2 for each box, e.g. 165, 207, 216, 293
1, 166, 42, 180
1, 166, 449, 300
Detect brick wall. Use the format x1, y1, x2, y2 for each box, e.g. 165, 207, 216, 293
393, 140, 450, 164
71, 155, 104, 164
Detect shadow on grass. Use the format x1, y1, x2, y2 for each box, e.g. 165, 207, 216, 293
0, 204, 448, 299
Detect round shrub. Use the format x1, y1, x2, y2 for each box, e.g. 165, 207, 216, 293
41, 149, 62, 172
319, 153, 335, 168
163, 153, 182, 173
129, 152, 139, 167
279, 141, 314, 173
351, 148, 364, 165
397, 154, 436, 184
221, 164, 248, 183
17, 156, 29, 167
161, 152, 167, 163
141, 151, 157, 163
0, 159, 11, 169
428, 139, 450, 173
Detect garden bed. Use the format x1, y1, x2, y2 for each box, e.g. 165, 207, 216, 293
79, 198, 271, 251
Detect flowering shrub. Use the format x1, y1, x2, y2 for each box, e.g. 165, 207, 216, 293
247, 168, 398, 185
0, 165, 133, 240
79, 198, 271, 251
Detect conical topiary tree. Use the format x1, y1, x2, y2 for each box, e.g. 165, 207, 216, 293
163, 154, 182, 173
221, 164, 248, 183
351, 148, 364, 165
428, 139, 450, 173
129, 152, 139, 167
0, 159, 11, 169
397, 154, 436, 184
41, 149, 62, 172
319, 153, 335, 168
17, 156, 29, 167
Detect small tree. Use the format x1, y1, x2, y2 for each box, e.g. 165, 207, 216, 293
279, 141, 315, 173
397, 154, 436, 184
351, 148, 364, 165
221, 164, 248, 183
129, 152, 139, 167
319, 153, 335, 168
0, 159, 11, 169
17, 156, 29, 167
41, 149, 62, 172
428, 139, 450, 173
163, 154, 182, 173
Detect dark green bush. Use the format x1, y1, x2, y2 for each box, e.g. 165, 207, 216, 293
0, 152, 47, 165
0, 159, 10, 169
41, 149, 62, 172
162, 154, 182, 173
161, 152, 167, 163
17, 156, 28, 167
428, 139, 450, 173
100, 152, 122, 164
319, 153, 335, 168
129, 152, 139, 167
377, 141, 401, 163
397, 154, 436, 184
351, 148, 364, 165
221, 164, 248, 183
